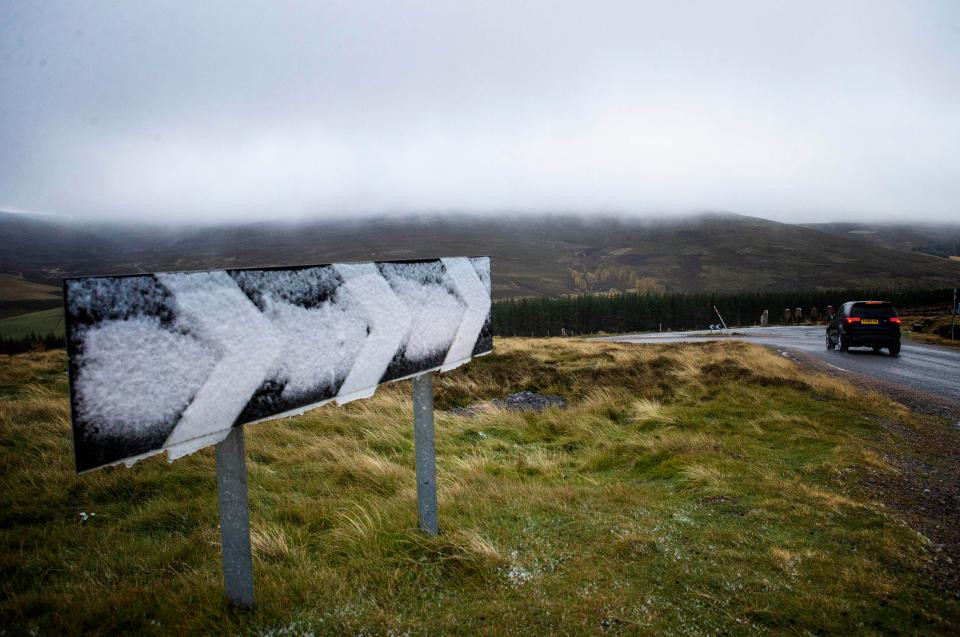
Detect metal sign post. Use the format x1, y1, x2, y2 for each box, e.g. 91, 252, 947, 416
215, 426, 255, 608
412, 373, 439, 535
952, 288, 957, 341
713, 305, 731, 335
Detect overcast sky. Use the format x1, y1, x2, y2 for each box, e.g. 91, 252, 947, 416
1, 1, 958, 224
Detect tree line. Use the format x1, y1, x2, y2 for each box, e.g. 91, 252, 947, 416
0, 286, 953, 353
492, 288, 954, 337
0, 333, 65, 356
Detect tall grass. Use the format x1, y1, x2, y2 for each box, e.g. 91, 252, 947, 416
1, 340, 956, 635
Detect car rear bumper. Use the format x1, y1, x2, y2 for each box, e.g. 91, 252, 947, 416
844, 331, 900, 346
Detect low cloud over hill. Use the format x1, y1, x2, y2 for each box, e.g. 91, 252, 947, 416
2, 211, 959, 300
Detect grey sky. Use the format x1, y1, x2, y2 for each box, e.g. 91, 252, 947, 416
1, 0, 958, 223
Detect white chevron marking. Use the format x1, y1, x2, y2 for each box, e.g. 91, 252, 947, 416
333, 263, 412, 403
157, 271, 283, 458
440, 257, 491, 370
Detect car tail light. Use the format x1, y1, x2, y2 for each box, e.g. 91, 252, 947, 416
845, 316, 861, 324
889, 317, 901, 324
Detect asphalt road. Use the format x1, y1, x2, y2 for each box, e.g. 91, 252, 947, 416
600, 326, 960, 406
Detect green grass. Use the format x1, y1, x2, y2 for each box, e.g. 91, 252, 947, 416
1, 339, 957, 635
0, 308, 65, 340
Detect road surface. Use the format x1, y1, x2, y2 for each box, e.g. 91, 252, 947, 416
600, 326, 960, 406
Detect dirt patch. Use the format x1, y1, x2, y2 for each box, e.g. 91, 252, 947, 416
864, 417, 960, 600
492, 391, 566, 411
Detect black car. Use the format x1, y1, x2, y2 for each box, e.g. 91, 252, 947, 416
826, 301, 901, 355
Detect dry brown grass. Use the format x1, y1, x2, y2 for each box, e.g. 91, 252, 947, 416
630, 397, 671, 423
0, 274, 61, 302
679, 462, 726, 488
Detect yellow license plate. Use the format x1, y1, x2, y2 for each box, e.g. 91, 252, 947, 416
861, 319, 879, 325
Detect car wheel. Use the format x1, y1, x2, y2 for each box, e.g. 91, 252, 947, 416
838, 334, 849, 352
825, 332, 833, 350
872, 345, 881, 353
888, 342, 901, 356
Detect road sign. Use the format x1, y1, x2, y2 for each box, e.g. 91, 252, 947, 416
64, 256, 492, 607
64, 257, 492, 472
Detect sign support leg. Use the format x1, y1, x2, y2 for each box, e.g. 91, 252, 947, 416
413, 373, 439, 535
215, 425, 255, 608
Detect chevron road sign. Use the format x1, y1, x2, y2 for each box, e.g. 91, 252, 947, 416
63, 256, 492, 607
64, 256, 492, 472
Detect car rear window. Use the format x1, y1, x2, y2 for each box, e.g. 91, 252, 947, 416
851, 303, 897, 318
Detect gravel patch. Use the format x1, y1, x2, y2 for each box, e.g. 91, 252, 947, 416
448, 391, 567, 417
491, 391, 567, 412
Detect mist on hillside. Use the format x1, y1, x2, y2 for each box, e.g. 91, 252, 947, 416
3, 211, 960, 302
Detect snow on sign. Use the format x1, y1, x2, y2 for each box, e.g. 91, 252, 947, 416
64, 257, 492, 473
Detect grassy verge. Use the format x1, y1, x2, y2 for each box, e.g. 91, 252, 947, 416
901, 314, 959, 348
1, 339, 957, 635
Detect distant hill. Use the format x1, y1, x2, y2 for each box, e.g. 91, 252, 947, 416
2, 211, 960, 300
801, 222, 960, 259
0, 273, 62, 318
0, 274, 60, 302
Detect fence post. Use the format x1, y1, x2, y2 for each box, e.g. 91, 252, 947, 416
413, 373, 439, 535
215, 425, 255, 608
